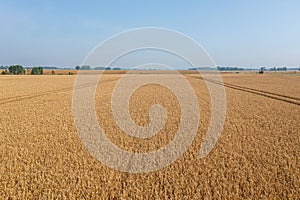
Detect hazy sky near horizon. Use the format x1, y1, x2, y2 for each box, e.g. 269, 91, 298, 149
1, 0, 300, 68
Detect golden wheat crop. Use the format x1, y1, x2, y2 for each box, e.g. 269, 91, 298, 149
0, 72, 299, 199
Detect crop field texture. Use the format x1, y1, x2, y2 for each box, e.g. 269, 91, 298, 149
0, 72, 299, 199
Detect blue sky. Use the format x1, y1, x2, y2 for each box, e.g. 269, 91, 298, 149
1, 0, 300, 68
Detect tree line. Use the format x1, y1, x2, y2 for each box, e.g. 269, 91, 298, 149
75, 65, 121, 70
1, 65, 44, 75
0, 64, 123, 75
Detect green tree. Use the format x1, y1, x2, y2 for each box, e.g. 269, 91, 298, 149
1, 70, 9, 75
75, 65, 80, 70
8, 65, 24, 74
31, 67, 44, 75
51, 70, 55, 75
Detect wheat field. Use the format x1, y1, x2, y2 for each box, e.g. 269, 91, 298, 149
0, 72, 299, 199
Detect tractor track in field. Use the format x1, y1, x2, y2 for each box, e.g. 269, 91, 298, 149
0, 77, 120, 105
186, 75, 300, 106
2, 74, 299, 106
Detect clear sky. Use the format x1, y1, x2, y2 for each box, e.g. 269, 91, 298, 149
1, 0, 300, 68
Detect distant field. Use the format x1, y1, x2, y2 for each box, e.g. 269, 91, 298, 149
0, 72, 299, 199
1, 69, 299, 75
